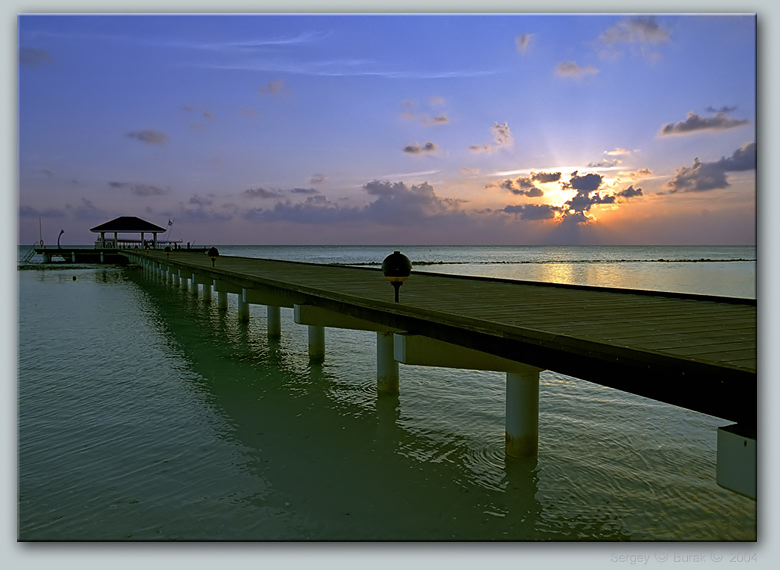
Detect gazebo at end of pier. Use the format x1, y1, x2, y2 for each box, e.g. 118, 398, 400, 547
90, 216, 168, 249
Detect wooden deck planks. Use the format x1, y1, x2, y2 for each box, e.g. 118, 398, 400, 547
135, 252, 756, 424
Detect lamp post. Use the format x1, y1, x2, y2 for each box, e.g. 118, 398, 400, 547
208, 247, 219, 267
382, 251, 412, 302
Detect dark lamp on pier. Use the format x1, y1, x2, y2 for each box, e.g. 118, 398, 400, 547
382, 251, 412, 303
208, 247, 219, 267
164, 245, 171, 259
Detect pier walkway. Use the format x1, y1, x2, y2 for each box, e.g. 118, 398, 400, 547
126, 250, 757, 498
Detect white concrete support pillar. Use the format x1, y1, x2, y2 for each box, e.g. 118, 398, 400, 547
100, 251, 104, 263
505, 369, 541, 458
71, 252, 76, 263
202, 279, 213, 302
218, 290, 228, 310
267, 305, 281, 339
181, 270, 189, 292
191, 273, 199, 296
308, 325, 325, 363
376, 331, 399, 394
238, 289, 250, 322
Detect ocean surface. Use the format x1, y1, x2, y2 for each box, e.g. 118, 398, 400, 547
17, 245, 757, 541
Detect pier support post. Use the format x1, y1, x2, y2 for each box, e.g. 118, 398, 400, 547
218, 290, 228, 310
308, 325, 325, 363
505, 368, 541, 458
181, 270, 189, 292
202, 279, 213, 302
376, 331, 399, 394
267, 306, 281, 339
238, 289, 250, 322
100, 251, 104, 263
191, 273, 199, 297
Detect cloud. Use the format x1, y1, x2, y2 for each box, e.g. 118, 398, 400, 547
659, 111, 750, 135
503, 203, 559, 220
108, 181, 169, 196
615, 185, 643, 199
424, 114, 450, 125
19, 205, 66, 218
244, 187, 283, 199
491, 176, 545, 197
587, 158, 621, 168
596, 16, 671, 64
72, 197, 109, 220
258, 79, 286, 95
532, 171, 562, 184
291, 187, 320, 195
19, 47, 53, 67
244, 180, 465, 227
209, 57, 498, 79
599, 16, 671, 45
707, 105, 738, 114
556, 61, 598, 78
125, 129, 168, 145
557, 171, 619, 224
469, 122, 513, 153
605, 147, 633, 156
189, 194, 214, 206
665, 142, 756, 193
401, 99, 450, 125
491, 122, 513, 146
309, 174, 326, 184
625, 167, 653, 178
403, 141, 438, 155
40, 168, 54, 177
515, 33, 535, 54
563, 171, 603, 193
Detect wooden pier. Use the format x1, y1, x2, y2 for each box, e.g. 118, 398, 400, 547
125, 250, 757, 498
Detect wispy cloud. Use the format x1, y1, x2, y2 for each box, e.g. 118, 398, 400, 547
109, 181, 170, 196
596, 16, 671, 63
23, 28, 330, 52
599, 16, 671, 45
202, 57, 499, 79
556, 61, 599, 78
469, 122, 513, 153
515, 33, 535, 54
258, 79, 286, 95
125, 129, 168, 145
244, 187, 283, 199
19, 47, 53, 67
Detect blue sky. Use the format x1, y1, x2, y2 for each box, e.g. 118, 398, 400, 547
17, 13, 756, 245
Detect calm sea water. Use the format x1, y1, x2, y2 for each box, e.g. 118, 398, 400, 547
17, 245, 756, 541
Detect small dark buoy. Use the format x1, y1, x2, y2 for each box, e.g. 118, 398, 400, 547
72, 275, 77, 281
